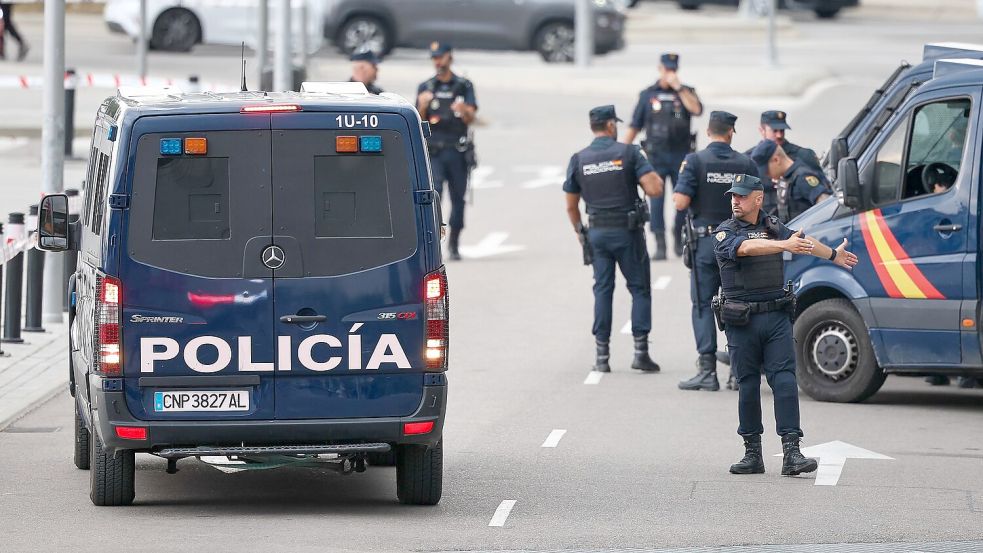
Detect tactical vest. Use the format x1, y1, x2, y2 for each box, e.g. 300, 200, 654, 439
644, 88, 691, 152
776, 167, 817, 223
719, 217, 786, 299
690, 146, 747, 225
576, 141, 638, 213
424, 76, 469, 141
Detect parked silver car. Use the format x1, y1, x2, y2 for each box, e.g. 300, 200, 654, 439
326, 0, 627, 63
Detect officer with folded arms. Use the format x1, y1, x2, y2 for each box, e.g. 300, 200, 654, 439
564, 105, 664, 373
751, 139, 832, 223
675, 111, 757, 392
712, 174, 858, 477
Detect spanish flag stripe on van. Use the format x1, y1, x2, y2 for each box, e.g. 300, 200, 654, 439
859, 209, 945, 300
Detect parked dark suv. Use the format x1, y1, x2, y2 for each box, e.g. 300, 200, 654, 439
326, 0, 627, 63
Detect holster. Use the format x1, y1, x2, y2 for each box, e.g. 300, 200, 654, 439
720, 299, 751, 327
710, 295, 726, 331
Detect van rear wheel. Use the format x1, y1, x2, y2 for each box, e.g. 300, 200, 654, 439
89, 430, 135, 506
794, 298, 886, 403
396, 440, 442, 505
73, 406, 90, 470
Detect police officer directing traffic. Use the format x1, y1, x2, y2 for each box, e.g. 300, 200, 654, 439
564, 105, 665, 373
751, 140, 832, 223
712, 174, 858, 476
417, 42, 478, 261
623, 53, 703, 261
349, 50, 384, 94
675, 111, 757, 392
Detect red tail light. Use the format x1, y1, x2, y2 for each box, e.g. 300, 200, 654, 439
240, 104, 302, 113
115, 426, 147, 440
423, 268, 448, 371
94, 274, 122, 376
403, 421, 434, 436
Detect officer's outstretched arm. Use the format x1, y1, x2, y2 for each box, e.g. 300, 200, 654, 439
800, 233, 859, 269
640, 172, 664, 197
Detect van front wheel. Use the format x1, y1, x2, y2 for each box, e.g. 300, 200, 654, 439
396, 440, 442, 505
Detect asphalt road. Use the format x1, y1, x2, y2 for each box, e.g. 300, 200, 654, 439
1, 4, 983, 552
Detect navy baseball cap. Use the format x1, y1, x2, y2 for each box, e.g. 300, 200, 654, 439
750, 139, 779, 165
429, 41, 453, 57
761, 110, 791, 130
589, 105, 622, 125
660, 53, 680, 69
350, 50, 380, 65
709, 110, 738, 129
726, 174, 764, 196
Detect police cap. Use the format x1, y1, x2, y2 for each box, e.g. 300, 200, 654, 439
660, 52, 680, 70
589, 104, 622, 125
429, 41, 453, 57
726, 174, 764, 196
761, 110, 791, 130
350, 50, 381, 65
750, 139, 779, 166
709, 110, 738, 129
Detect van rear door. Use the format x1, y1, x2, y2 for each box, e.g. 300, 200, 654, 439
121, 116, 276, 421
270, 112, 427, 419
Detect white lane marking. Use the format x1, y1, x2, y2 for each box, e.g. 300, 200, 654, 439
653, 275, 672, 290
619, 320, 632, 335
0, 137, 29, 153
459, 231, 525, 259
583, 371, 604, 385
488, 500, 517, 527
470, 166, 504, 189
541, 429, 567, 448
519, 165, 565, 189
772, 440, 894, 486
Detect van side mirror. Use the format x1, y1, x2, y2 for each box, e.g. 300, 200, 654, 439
38, 194, 70, 252
828, 137, 848, 176
837, 157, 862, 210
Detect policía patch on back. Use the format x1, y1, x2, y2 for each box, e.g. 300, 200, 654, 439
805, 175, 820, 187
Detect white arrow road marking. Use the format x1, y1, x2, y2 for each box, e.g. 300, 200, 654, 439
619, 320, 632, 335
773, 440, 894, 486
519, 165, 565, 189
470, 166, 504, 189
489, 500, 517, 527
541, 429, 567, 448
583, 371, 604, 385
459, 232, 525, 259
653, 275, 672, 290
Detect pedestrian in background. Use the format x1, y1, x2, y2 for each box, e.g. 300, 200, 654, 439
564, 105, 664, 373
0, 2, 29, 61
623, 53, 703, 261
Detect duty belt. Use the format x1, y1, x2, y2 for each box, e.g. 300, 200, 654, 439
745, 294, 795, 313
589, 212, 634, 229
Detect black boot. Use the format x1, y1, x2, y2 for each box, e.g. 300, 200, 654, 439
651, 232, 666, 261
781, 434, 818, 476
630, 335, 660, 373
678, 354, 719, 391
730, 435, 765, 474
448, 228, 462, 261
593, 340, 611, 373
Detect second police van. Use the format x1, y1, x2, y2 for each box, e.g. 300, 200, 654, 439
788, 57, 983, 402
38, 82, 449, 506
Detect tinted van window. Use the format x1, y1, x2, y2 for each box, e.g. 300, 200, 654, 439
152, 158, 231, 240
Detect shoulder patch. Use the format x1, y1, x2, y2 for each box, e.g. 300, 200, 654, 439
715, 231, 726, 242
805, 175, 820, 187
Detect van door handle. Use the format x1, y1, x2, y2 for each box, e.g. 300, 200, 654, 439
933, 223, 962, 233
280, 315, 327, 324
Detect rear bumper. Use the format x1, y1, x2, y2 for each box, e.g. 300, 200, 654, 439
87, 377, 447, 454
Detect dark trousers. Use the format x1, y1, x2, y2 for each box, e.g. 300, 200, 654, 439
430, 146, 468, 230
589, 228, 651, 341
647, 150, 687, 241
690, 235, 720, 354
0, 3, 23, 45
725, 310, 803, 437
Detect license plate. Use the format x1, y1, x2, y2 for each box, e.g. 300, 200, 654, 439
153, 390, 249, 412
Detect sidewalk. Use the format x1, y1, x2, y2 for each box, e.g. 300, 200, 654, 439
0, 318, 69, 430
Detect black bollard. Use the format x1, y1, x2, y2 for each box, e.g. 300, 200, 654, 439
3, 213, 26, 343
24, 205, 45, 333
64, 69, 78, 158
63, 189, 80, 312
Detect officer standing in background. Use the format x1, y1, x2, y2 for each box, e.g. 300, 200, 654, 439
675, 112, 758, 392
564, 105, 665, 373
751, 140, 832, 224
747, 111, 826, 215
417, 42, 478, 261
349, 50, 384, 94
623, 53, 703, 261
712, 174, 858, 476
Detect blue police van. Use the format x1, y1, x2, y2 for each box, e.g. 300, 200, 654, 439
37, 82, 449, 506
824, 42, 983, 182
788, 58, 983, 402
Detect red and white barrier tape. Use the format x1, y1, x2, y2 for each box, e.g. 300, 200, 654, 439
0, 72, 236, 92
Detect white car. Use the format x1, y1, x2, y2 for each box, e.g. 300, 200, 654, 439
104, 0, 326, 53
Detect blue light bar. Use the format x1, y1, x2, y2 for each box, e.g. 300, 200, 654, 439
160, 138, 182, 155
107, 125, 118, 142
359, 135, 383, 153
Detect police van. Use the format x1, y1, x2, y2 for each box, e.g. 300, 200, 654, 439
787, 58, 983, 402
824, 42, 983, 182
37, 82, 449, 506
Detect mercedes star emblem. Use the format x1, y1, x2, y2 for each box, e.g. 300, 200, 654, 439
262, 245, 285, 269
